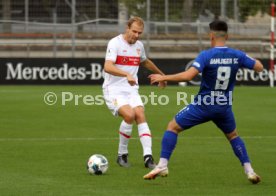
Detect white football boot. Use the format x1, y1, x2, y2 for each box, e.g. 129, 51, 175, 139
143, 166, 169, 180
247, 171, 261, 184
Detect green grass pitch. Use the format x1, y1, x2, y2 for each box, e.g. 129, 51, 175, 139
0, 85, 275, 195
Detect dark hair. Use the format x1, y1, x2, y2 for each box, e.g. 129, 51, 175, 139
127, 16, 144, 28
209, 20, 228, 32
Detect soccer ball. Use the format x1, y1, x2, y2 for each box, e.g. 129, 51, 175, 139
87, 154, 108, 175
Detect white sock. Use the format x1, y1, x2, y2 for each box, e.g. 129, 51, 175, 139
157, 158, 168, 168
244, 162, 254, 174
118, 120, 133, 155
138, 122, 152, 156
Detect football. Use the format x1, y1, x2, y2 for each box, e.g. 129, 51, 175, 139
87, 154, 109, 175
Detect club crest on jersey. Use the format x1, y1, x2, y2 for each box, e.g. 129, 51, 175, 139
136, 49, 141, 56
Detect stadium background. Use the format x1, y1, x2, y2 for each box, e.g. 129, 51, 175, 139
0, 1, 276, 195
0, 0, 273, 58
0, 0, 275, 86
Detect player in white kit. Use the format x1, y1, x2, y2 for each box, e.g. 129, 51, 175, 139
103, 17, 166, 169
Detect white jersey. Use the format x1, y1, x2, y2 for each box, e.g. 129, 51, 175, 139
103, 34, 147, 90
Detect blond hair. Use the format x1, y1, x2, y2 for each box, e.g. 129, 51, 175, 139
127, 16, 144, 28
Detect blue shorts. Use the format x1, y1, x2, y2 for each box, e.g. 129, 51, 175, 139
175, 103, 236, 134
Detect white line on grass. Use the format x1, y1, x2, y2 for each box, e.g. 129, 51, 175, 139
0, 90, 37, 93
0, 136, 276, 142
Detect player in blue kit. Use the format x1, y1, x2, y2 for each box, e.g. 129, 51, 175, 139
143, 20, 263, 184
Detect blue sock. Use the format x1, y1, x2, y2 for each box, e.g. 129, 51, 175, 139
230, 136, 250, 165
160, 131, 178, 160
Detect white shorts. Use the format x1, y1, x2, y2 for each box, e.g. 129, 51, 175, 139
103, 88, 144, 116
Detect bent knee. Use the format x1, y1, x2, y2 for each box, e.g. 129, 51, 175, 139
226, 129, 239, 141
119, 110, 135, 124
167, 119, 183, 133
134, 106, 146, 123
124, 113, 135, 124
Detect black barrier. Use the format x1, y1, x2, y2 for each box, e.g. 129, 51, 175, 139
0, 58, 274, 85
0, 58, 104, 85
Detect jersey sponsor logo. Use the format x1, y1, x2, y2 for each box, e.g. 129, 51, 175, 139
122, 56, 128, 64
115, 55, 140, 66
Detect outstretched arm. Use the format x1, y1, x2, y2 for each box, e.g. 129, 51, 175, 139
141, 59, 167, 88
149, 67, 199, 84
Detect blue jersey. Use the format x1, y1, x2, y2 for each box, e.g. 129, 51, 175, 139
191, 46, 255, 104
175, 46, 256, 133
